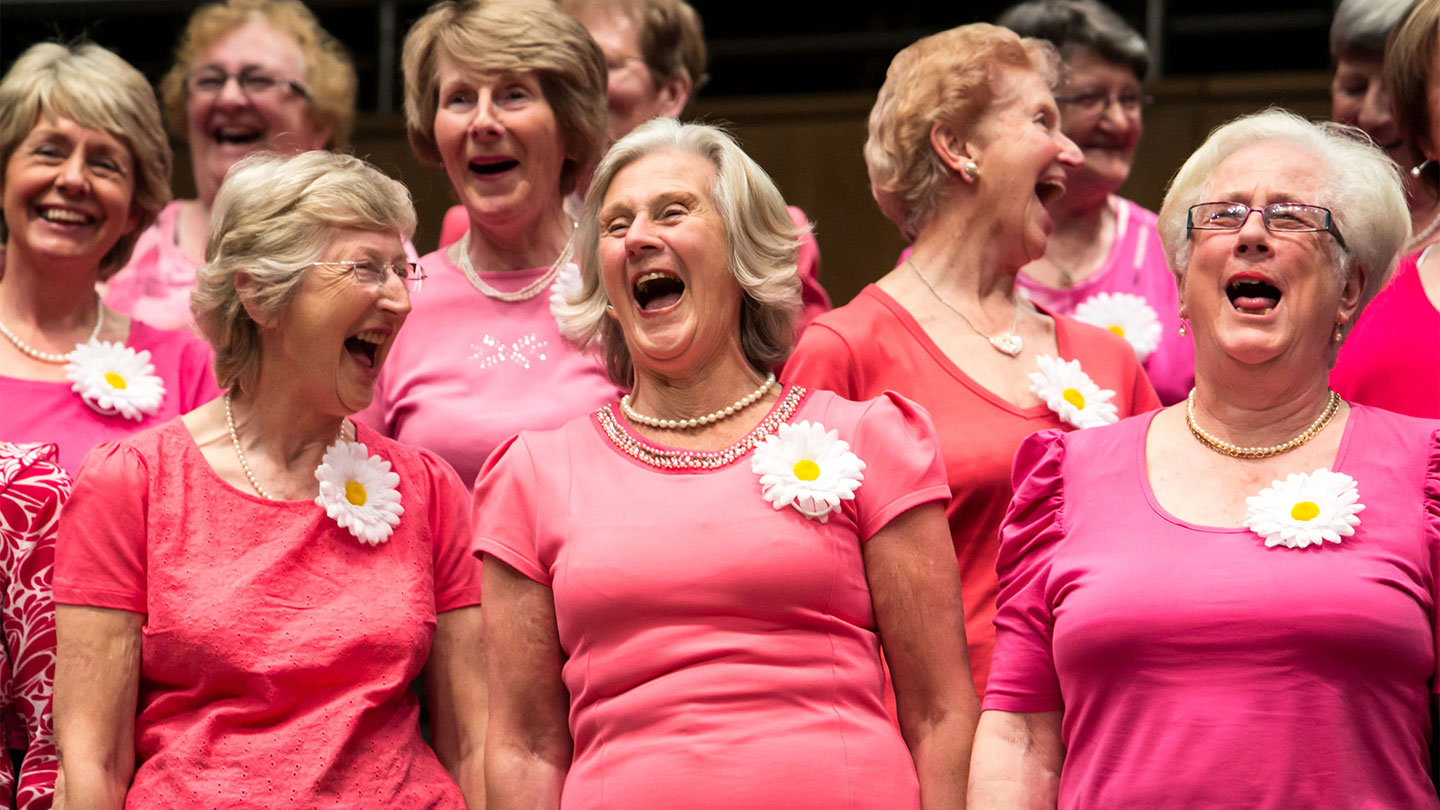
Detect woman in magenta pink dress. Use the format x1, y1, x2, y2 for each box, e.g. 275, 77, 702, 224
0, 42, 218, 478
53, 151, 485, 808
476, 119, 979, 809
969, 110, 1436, 809
1330, 1, 1440, 417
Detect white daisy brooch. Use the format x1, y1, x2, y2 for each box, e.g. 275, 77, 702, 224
1243, 467, 1363, 549
314, 440, 404, 546
751, 420, 866, 522
549, 261, 584, 325
1028, 355, 1119, 429
1072, 292, 1162, 362
65, 340, 166, 421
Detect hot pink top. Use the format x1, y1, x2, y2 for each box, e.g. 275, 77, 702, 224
472, 388, 949, 810
358, 247, 621, 488
103, 202, 194, 332
0, 321, 219, 476
1332, 249, 1440, 418
985, 407, 1440, 809
783, 285, 1161, 695
53, 419, 481, 809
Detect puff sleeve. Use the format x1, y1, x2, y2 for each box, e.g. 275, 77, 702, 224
983, 429, 1068, 713
783, 323, 861, 399
1427, 429, 1440, 695
53, 442, 149, 613
421, 449, 482, 612
471, 435, 551, 586
844, 392, 951, 540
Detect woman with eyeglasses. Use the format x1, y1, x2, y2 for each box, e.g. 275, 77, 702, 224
995, 0, 1192, 404
102, 0, 356, 333
54, 151, 485, 809
970, 109, 1439, 810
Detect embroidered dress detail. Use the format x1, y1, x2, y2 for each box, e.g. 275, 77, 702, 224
1072, 292, 1162, 362
751, 421, 865, 522
1243, 467, 1363, 549
314, 440, 405, 546
65, 340, 166, 421
1028, 355, 1119, 429
596, 387, 807, 471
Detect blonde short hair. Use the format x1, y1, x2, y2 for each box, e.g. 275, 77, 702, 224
558, 118, 803, 387
402, 0, 608, 196
1157, 108, 1409, 320
159, 0, 357, 150
192, 151, 416, 393
561, 0, 709, 92
0, 41, 173, 277
1386, 0, 1440, 170
865, 24, 1059, 240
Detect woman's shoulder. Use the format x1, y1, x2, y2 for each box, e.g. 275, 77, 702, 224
1114, 194, 1159, 226
797, 387, 938, 440
72, 417, 189, 486
1349, 403, 1440, 450
127, 319, 210, 357
802, 284, 903, 337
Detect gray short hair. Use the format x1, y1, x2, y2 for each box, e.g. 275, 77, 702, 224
557, 118, 803, 388
192, 151, 417, 393
1157, 108, 1409, 323
997, 0, 1149, 79
1330, 0, 1413, 59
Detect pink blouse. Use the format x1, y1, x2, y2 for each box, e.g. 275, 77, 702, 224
1331, 249, 1440, 418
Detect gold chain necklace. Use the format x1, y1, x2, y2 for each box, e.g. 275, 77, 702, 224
1185, 388, 1341, 459
906, 258, 1024, 356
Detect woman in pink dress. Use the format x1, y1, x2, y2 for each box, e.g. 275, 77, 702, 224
361, 0, 620, 488
784, 24, 1159, 697
1330, 0, 1440, 417
102, 0, 354, 332
0, 42, 218, 477
970, 110, 1436, 809
477, 119, 979, 809
53, 152, 485, 808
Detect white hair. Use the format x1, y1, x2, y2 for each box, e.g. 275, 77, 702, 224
1330, 0, 1413, 58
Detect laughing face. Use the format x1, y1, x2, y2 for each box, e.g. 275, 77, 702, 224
597, 150, 746, 379
3, 115, 140, 270
186, 20, 328, 206
264, 228, 412, 415
1056, 47, 1143, 199
1330, 54, 1407, 167
1180, 142, 1360, 368
431, 54, 568, 234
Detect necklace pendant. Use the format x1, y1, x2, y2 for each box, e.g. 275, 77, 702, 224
989, 333, 1023, 357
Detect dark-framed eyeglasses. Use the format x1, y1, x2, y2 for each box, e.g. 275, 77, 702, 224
187, 68, 310, 102
1186, 202, 1348, 251
309, 260, 426, 292
1052, 90, 1151, 115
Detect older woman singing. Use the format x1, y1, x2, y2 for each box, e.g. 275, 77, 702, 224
54, 151, 484, 809
477, 119, 978, 809
970, 109, 1436, 809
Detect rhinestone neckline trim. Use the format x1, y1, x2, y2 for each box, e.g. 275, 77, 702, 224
595, 386, 807, 471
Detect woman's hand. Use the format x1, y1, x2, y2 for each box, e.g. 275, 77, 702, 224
967, 710, 1063, 809
427, 605, 487, 808
54, 605, 143, 810
865, 501, 981, 809
482, 557, 571, 810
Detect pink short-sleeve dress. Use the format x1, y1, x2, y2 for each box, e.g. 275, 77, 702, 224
472, 387, 949, 809
984, 405, 1440, 809
53, 419, 481, 809
1331, 248, 1440, 418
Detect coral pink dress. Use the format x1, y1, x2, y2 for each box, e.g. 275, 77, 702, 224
472, 388, 948, 809
783, 285, 1160, 694
985, 406, 1440, 809
1331, 249, 1440, 418
54, 420, 481, 809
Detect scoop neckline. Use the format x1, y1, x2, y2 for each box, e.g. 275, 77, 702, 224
173, 416, 365, 507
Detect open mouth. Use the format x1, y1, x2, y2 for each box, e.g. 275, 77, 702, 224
211, 126, 264, 146
633, 271, 685, 312
37, 206, 95, 226
344, 329, 386, 370
1226, 276, 1282, 315
469, 158, 519, 176
1035, 178, 1067, 206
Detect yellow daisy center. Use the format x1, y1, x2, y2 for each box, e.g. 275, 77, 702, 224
1062, 388, 1086, 409
1290, 500, 1320, 521
1106, 324, 1126, 338
345, 480, 368, 506
792, 459, 820, 481
104, 371, 128, 390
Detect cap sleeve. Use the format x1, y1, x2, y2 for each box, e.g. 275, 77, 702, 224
1426, 429, 1440, 694
847, 392, 951, 540
471, 435, 551, 586
983, 429, 1067, 712
783, 323, 860, 399
419, 449, 482, 612
53, 441, 150, 613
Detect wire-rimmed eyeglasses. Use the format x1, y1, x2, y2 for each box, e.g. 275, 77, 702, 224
1186, 202, 1348, 251
309, 260, 426, 293
187, 68, 310, 101
1052, 90, 1151, 116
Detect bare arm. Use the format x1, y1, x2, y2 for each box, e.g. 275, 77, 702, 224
482, 557, 570, 810
427, 605, 487, 808
864, 501, 981, 810
53, 605, 142, 810
967, 710, 1063, 810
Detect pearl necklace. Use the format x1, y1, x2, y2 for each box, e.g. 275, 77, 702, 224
621, 373, 776, 430
1185, 388, 1341, 459
907, 258, 1025, 357
0, 296, 104, 363
455, 227, 576, 302
225, 391, 349, 500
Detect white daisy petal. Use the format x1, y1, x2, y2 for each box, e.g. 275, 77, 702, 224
1243, 467, 1363, 549
1027, 355, 1119, 429
751, 420, 866, 523
313, 440, 405, 546
65, 340, 166, 421
550, 262, 587, 336
1072, 292, 1163, 362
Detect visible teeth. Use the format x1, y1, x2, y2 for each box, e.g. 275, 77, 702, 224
636, 272, 672, 285
40, 208, 90, 224
353, 330, 386, 345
